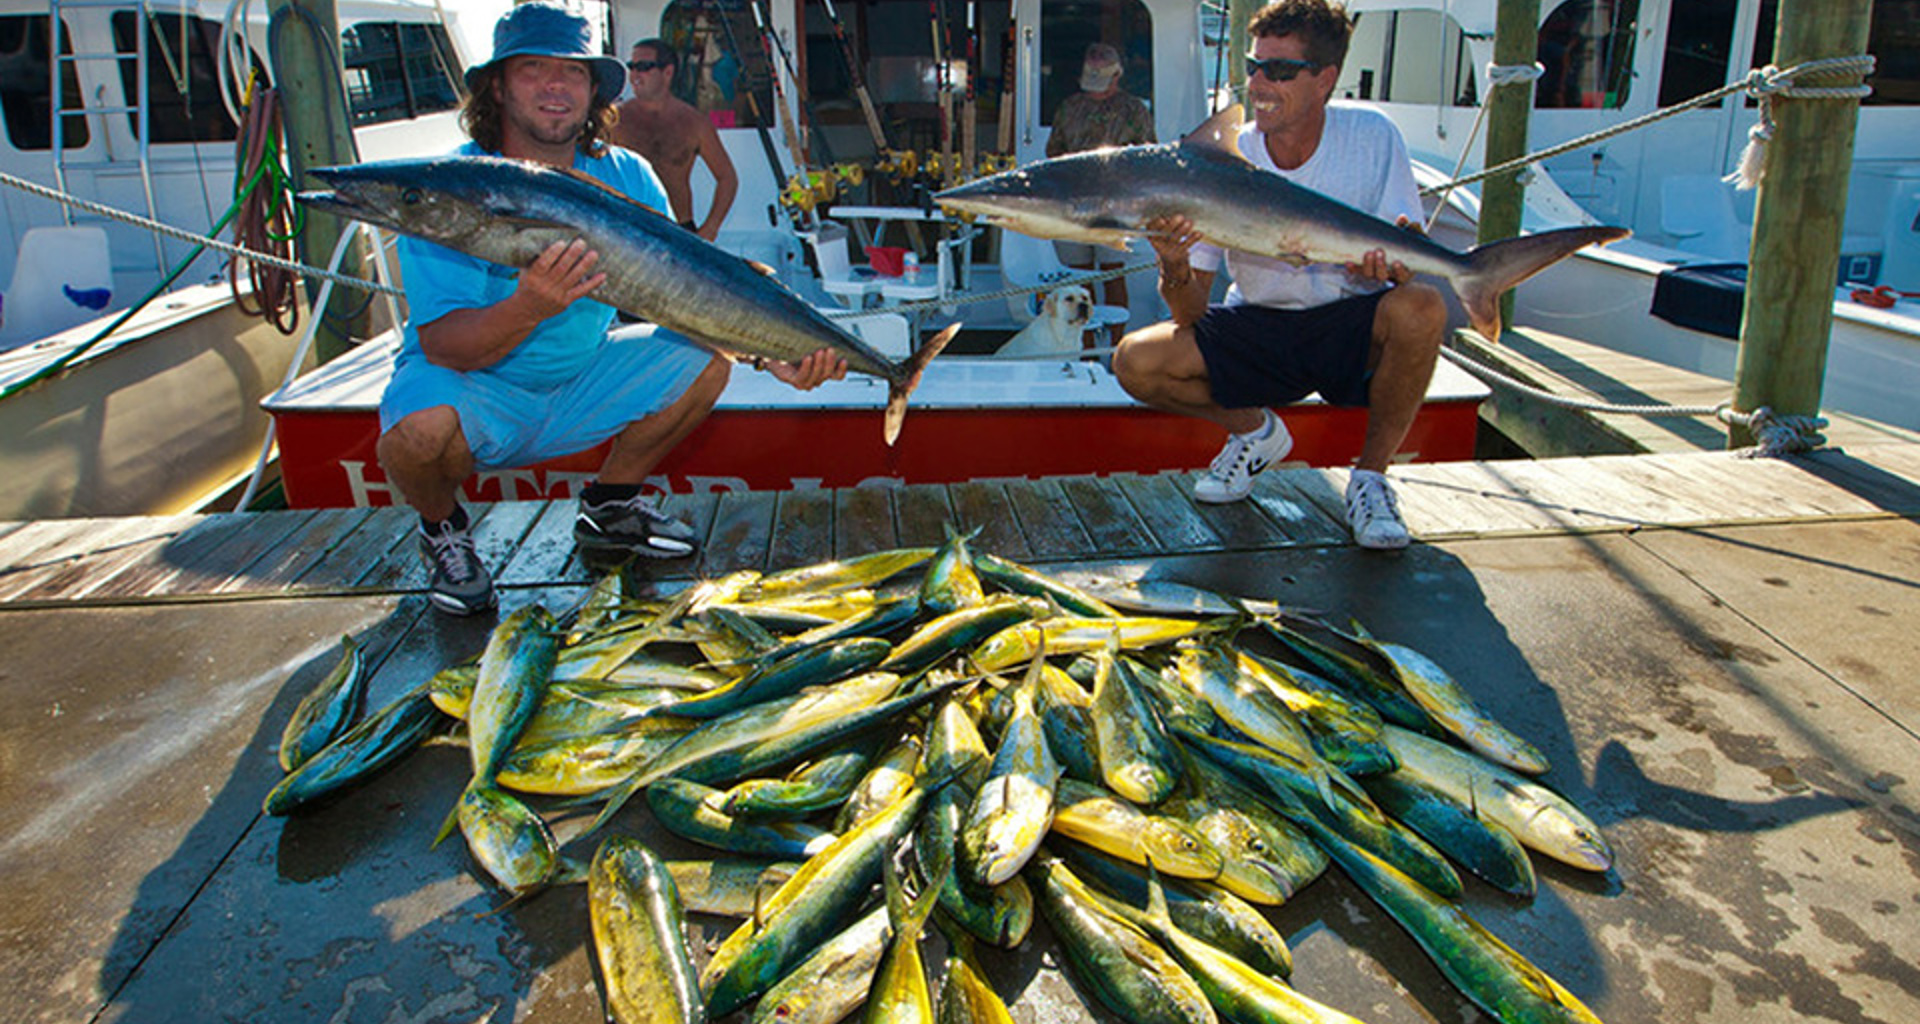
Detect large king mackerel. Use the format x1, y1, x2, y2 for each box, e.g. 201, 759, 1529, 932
300, 156, 956, 444
934, 105, 1628, 344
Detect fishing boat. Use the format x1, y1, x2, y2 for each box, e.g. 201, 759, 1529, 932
1336, 0, 1920, 431
0, 0, 478, 518
263, 0, 1502, 507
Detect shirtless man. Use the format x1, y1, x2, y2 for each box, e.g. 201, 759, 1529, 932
612, 38, 739, 241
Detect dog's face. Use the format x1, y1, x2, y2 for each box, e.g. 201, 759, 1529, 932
1043, 285, 1093, 328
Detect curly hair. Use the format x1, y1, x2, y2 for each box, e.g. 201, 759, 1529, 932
460, 62, 619, 158
1248, 0, 1355, 70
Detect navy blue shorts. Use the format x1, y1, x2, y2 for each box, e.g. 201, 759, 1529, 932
1192, 291, 1385, 409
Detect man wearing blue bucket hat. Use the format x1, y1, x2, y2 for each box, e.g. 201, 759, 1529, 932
378, 2, 845, 615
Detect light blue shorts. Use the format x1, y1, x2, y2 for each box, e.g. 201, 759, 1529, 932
379, 326, 717, 470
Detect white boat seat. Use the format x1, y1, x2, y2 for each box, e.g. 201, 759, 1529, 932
836, 310, 912, 359
803, 221, 885, 308
1659, 175, 1749, 263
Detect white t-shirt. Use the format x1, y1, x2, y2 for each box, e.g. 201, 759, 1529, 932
1189, 102, 1422, 309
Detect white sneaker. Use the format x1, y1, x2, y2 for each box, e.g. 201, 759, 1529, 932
1345, 469, 1411, 550
1194, 410, 1292, 504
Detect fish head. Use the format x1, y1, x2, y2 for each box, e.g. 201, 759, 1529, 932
1139, 819, 1224, 880
934, 153, 1137, 248
300, 158, 534, 250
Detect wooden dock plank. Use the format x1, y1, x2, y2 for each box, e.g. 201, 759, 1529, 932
834, 486, 898, 558
768, 489, 834, 570
1244, 470, 1350, 545
1589, 456, 1737, 524
948, 480, 1034, 562
701, 490, 776, 576
213, 508, 376, 593
0, 520, 100, 586
1633, 453, 1843, 522
1181, 471, 1303, 550
893, 485, 956, 547
291, 507, 414, 590
1112, 473, 1223, 554
1406, 463, 1621, 534
1058, 475, 1157, 556
2, 516, 197, 604
496, 501, 582, 586
1004, 478, 1096, 560
1475, 458, 1693, 530
1688, 454, 1900, 518
0, 517, 185, 601
155, 509, 319, 595
1796, 446, 1920, 514
1391, 465, 1558, 537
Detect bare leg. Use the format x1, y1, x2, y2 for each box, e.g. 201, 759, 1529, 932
1356, 282, 1447, 472
595, 354, 731, 485
1112, 321, 1265, 434
376, 405, 474, 522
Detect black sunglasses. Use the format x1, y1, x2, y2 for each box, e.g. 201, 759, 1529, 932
627, 59, 667, 72
1245, 55, 1320, 82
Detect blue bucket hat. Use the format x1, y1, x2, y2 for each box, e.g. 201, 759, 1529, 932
466, 2, 626, 106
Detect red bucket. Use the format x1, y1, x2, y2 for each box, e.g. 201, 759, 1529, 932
864, 246, 909, 276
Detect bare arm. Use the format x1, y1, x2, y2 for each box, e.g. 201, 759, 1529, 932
1146, 215, 1212, 326
695, 119, 737, 242
416, 240, 604, 371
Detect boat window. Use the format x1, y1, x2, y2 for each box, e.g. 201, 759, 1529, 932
1038, 0, 1153, 130
1749, 0, 1919, 108
1657, 0, 1734, 107
1534, 0, 1638, 109
342, 22, 465, 126
110, 12, 238, 143
1336, 10, 1478, 106
0, 15, 90, 151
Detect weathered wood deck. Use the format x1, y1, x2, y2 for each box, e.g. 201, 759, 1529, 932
4, 445, 1919, 1024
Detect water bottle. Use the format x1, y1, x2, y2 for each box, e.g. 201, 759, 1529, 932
902, 251, 920, 280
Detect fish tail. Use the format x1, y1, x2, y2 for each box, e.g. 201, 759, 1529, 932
1453, 225, 1629, 342
432, 788, 466, 848
882, 322, 962, 445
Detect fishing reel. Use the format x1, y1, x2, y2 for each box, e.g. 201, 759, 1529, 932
778, 163, 866, 215
874, 149, 921, 183
974, 153, 1018, 178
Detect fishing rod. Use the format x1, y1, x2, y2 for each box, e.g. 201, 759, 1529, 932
818, 0, 892, 157
961, 0, 978, 177
714, 0, 797, 228
996, 14, 1015, 155
929, 0, 953, 183
751, 0, 841, 168
747, 0, 812, 175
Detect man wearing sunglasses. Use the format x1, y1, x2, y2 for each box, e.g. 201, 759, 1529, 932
1116, 0, 1443, 551
612, 39, 740, 242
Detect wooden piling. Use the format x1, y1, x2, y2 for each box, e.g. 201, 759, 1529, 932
1478, 0, 1541, 337
1731, 0, 1874, 447
266, 0, 366, 364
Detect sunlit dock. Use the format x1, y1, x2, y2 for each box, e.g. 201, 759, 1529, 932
3, 445, 1918, 1024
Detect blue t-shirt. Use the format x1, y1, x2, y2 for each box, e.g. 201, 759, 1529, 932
397, 141, 672, 390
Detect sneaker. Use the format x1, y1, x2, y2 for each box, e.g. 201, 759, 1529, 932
1345, 469, 1411, 550
1194, 410, 1293, 504
575, 492, 699, 559
418, 518, 495, 615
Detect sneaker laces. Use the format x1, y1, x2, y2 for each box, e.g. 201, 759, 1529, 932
1209, 416, 1272, 479
1349, 476, 1402, 524
423, 525, 477, 584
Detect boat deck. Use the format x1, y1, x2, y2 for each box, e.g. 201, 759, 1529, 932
4, 446, 1919, 1024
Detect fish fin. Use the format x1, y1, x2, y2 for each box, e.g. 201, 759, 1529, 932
1180, 104, 1251, 160
882, 322, 961, 445
432, 790, 464, 848
745, 258, 779, 277
1142, 856, 1174, 931
1455, 225, 1630, 342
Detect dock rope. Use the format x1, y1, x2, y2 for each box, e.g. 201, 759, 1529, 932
1438, 343, 1828, 457
1419, 54, 1876, 200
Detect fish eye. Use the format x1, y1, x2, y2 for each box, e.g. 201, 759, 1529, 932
401, 187, 423, 205
1249, 839, 1269, 854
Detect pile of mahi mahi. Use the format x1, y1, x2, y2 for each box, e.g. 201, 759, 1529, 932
265, 531, 1614, 1024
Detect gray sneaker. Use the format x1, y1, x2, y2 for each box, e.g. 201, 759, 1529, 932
418, 519, 495, 615
575, 492, 699, 558
1345, 469, 1411, 550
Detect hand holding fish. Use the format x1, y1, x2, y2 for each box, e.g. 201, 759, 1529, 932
1144, 214, 1203, 266
515, 239, 607, 319
759, 348, 850, 391
1345, 216, 1419, 286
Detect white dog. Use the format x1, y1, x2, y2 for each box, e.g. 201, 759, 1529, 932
998, 285, 1094, 358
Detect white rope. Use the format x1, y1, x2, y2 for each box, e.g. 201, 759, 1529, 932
1439, 344, 1827, 456
1422, 55, 1876, 199
1423, 63, 1543, 232
0, 168, 404, 297
1724, 56, 1877, 190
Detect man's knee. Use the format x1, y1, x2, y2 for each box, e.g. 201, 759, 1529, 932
1381, 282, 1447, 345
379, 405, 466, 471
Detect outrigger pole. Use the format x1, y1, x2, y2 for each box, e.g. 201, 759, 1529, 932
752, 0, 841, 168
961, 0, 978, 177
819, 0, 892, 157
748, 0, 812, 175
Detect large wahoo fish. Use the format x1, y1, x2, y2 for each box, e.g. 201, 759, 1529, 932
301, 156, 956, 444
935, 105, 1628, 343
